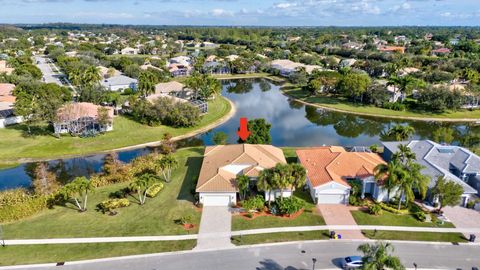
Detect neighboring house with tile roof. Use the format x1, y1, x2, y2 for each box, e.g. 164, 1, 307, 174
195, 144, 287, 206
100, 75, 137, 92
296, 146, 387, 204
54, 102, 114, 135
0, 83, 23, 128
271, 59, 321, 77
382, 140, 479, 206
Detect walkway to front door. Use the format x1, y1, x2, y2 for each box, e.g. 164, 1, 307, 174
317, 204, 366, 240
195, 206, 234, 250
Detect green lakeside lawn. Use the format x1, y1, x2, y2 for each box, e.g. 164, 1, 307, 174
0, 240, 196, 266
284, 88, 480, 120
351, 210, 455, 228
0, 97, 230, 164
362, 230, 467, 243
231, 231, 329, 246
2, 147, 204, 239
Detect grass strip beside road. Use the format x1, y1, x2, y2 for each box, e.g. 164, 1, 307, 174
0, 97, 231, 163
362, 230, 467, 243
231, 231, 330, 246
351, 210, 455, 228
0, 240, 196, 266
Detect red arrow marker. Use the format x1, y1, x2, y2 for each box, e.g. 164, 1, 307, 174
237, 117, 251, 141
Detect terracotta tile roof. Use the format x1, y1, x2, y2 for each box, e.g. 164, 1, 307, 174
379, 46, 405, 54
196, 144, 287, 193
56, 102, 114, 123
296, 147, 386, 188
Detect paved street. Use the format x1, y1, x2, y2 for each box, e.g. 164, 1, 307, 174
195, 206, 234, 250
34, 56, 67, 86
6, 241, 479, 270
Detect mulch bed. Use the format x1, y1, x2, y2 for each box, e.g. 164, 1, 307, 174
182, 223, 196, 230
236, 208, 305, 220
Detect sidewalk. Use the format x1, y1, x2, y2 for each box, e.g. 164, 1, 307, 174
5, 225, 480, 246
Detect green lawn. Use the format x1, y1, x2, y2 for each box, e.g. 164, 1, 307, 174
362, 230, 467, 243
351, 210, 454, 228
284, 88, 480, 120
0, 97, 231, 164
0, 240, 196, 266
2, 148, 204, 239
231, 231, 329, 246
232, 190, 325, 231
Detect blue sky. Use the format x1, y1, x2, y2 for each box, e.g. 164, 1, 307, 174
0, 0, 479, 26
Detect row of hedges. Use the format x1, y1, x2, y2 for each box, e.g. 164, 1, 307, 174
377, 202, 410, 215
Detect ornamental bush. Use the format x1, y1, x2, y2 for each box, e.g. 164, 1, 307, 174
414, 211, 426, 222
378, 202, 409, 215
276, 196, 305, 215
0, 189, 48, 223
146, 183, 164, 198
242, 195, 265, 212
368, 204, 383, 216
98, 198, 130, 214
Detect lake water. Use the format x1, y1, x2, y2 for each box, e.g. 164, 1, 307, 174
0, 78, 477, 190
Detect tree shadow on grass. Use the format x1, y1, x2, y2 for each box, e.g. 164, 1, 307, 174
177, 156, 203, 203
6, 124, 54, 138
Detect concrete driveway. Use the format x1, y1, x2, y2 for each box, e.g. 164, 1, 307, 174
317, 204, 365, 240
195, 206, 234, 250
443, 206, 480, 240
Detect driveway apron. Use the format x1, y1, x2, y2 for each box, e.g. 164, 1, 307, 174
195, 206, 234, 250
443, 206, 480, 241
317, 204, 366, 240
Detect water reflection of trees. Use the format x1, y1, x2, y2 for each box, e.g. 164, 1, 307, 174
225, 80, 254, 94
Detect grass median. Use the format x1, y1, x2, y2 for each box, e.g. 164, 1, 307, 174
362, 230, 467, 243
351, 210, 455, 228
231, 231, 329, 246
0, 97, 231, 164
0, 240, 196, 266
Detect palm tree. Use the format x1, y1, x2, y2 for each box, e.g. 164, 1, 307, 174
374, 161, 402, 203
392, 144, 416, 165
386, 125, 415, 141
357, 242, 405, 270
60, 176, 94, 212
236, 175, 250, 201
138, 71, 158, 98
257, 169, 274, 206
129, 174, 157, 205
156, 155, 178, 183
81, 66, 101, 87
185, 73, 221, 100
289, 163, 307, 191
395, 162, 429, 210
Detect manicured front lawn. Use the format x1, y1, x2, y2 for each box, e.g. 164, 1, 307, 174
362, 230, 467, 243
232, 190, 325, 231
2, 148, 204, 239
0, 97, 231, 164
231, 231, 329, 246
284, 88, 480, 120
351, 210, 454, 228
0, 240, 196, 266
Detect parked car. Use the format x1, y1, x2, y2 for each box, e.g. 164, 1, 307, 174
341, 256, 363, 269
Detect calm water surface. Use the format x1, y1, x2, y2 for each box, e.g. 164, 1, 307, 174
1, 79, 477, 190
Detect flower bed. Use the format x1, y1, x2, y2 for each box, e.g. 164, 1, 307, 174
237, 208, 305, 220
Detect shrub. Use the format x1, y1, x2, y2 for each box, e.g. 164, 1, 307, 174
146, 183, 164, 198
179, 215, 192, 225
98, 198, 130, 214
369, 204, 383, 216
276, 197, 305, 215
242, 195, 265, 212
383, 102, 406, 111
414, 211, 427, 222
378, 202, 409, 215
0, 189, 48, 223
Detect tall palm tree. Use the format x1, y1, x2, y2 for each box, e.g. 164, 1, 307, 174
236, 175, 250, 201
81, 66, 101, 87
138, 71, 158, 98
358, 242, 405, 270
374, 161, 402, 203
60, 176, 94, 212
289, 163, 307, 191
392, 144, 416, 165
395, 162, 429, 210
257, 169, 274, 206
129, 174, 157, 205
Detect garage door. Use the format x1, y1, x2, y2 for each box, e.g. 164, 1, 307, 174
203, 195, 231, 206
317, 194, 346, 204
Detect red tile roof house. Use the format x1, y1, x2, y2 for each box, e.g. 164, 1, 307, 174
0, 83, 23, 128
432, 48, 451, 56
195, 144, 288, 206
296, 146, 388, 204
54, 102, 114, 135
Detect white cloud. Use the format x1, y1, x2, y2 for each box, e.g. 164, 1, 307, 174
210, 8, 234, 17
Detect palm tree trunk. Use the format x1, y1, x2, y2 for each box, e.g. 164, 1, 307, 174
83, 194, 88, 211
74, 198, 82, 211
398, 191, 403, 210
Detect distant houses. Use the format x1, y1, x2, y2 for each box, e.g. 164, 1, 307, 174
270, 59, 321, 77
148, 81, 208, 113
378, 46, 405, 54
54, 102, 114, 135
0, 60, 14, 75
167, 56, 192, 77
121, 47, 139, 55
